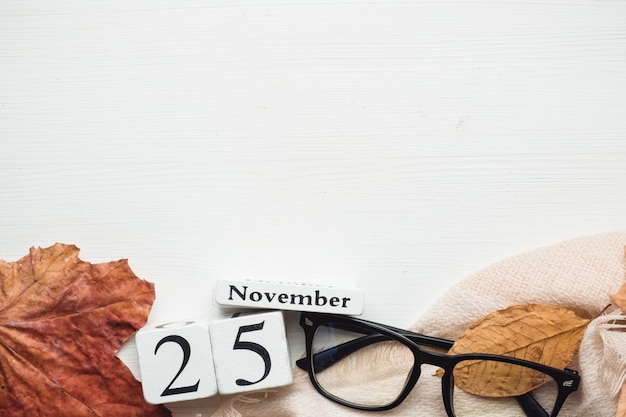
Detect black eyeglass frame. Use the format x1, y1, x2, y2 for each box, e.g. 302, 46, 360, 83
296, 312, 580, 417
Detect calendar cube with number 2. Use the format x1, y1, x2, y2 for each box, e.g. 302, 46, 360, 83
136, 320, 218, 404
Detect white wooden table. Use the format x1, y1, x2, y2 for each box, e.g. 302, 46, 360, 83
2, 1, 625, 415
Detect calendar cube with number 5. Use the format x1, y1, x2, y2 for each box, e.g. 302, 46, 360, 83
209, 311, 293, 395
136, 320, 218, 404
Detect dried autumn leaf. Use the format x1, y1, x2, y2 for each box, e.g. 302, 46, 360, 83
443, 304, 589, 397
0, 243, 171, 417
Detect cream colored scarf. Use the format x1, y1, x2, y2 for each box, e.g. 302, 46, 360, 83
206, 231, 626, 416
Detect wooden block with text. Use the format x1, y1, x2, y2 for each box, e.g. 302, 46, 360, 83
209, 310, 293, 395
135, 320, 218, 404
215, 279, 364, 315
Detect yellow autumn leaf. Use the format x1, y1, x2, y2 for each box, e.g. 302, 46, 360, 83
445, 304, 589, 397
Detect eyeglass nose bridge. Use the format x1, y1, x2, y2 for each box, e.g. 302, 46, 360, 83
415, 347, 457, 370
380, 342, 451, 409
406, 347, 457, 416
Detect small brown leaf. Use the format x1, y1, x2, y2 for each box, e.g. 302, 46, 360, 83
618, 382, 626, 417
444, 304, 589, 397
0, 243, 171, 417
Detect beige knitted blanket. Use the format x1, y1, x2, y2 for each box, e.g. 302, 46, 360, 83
210, 232, 626, 416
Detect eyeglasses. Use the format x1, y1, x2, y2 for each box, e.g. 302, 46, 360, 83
296, 312, 580, 417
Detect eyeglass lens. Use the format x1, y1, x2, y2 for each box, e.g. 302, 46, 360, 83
451, 359, 559, 416
311, 322, 561, 417
311, 323, 415, 408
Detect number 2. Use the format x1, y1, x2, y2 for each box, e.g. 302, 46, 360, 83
233, 321, 272, 386
155, 335, 200, 397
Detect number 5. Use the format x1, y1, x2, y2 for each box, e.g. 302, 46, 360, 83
233, 321, 272, 386
210, 311, 293, 395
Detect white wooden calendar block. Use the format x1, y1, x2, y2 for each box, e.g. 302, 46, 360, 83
215, 279, 364, 315
209, 311, 293, 395
136, 320, 218, 404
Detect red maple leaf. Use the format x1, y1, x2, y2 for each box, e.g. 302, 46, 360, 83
0, 243, 171, 417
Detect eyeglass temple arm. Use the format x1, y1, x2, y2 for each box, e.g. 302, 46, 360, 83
296, 333, 389, 372
295, 326, 455, 373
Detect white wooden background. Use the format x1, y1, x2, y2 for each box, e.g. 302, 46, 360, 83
2, 1, 626, 415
